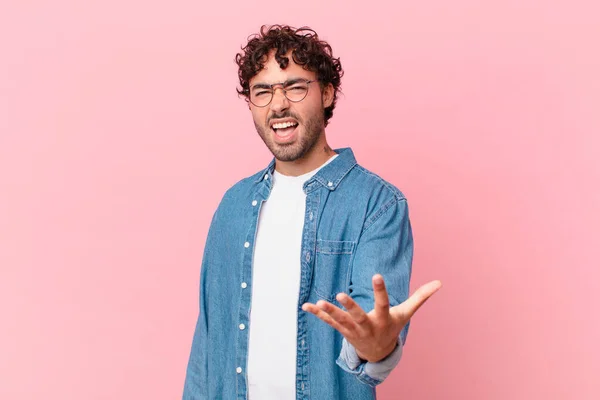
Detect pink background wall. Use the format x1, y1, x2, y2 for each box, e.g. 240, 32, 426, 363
1, 0, 599, 399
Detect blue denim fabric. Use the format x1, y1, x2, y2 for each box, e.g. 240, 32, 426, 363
183, 148, 413, 400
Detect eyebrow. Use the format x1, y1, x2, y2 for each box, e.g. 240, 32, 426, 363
250, 78, 308, 91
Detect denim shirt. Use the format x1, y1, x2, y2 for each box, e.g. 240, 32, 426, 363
183, 148, 413, 400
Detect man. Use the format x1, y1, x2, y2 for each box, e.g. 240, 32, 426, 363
183, 25, 441, 400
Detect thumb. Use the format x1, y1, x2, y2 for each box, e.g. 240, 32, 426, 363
391, 280, 442, 320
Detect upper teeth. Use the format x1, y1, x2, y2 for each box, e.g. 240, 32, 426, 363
272, 121, 297, 129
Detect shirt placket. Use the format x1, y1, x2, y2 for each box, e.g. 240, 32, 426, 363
296, 183, 321, 399
236, 174, 270, 399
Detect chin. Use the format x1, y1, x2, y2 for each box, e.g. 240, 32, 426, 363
271, 147, 304, 162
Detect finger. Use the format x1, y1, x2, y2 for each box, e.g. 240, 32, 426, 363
393, 280, 442, 320
316, 299, 359, 331
336, 293, 369, 326
372, 274, 391, 319
301, 302, 354, 338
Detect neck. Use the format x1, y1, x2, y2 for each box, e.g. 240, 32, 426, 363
275, 139, 336, 177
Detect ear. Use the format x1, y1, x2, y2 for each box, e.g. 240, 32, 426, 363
322, 83, 334, 108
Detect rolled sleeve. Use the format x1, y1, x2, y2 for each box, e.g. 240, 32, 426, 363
336, 337, 404, 386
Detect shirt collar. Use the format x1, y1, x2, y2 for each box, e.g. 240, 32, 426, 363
255, 147, 357, 191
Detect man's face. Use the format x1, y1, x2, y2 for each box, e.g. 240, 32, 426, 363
249, 50, 333, 162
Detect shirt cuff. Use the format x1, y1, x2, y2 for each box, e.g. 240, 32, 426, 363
335, 336, 403, 386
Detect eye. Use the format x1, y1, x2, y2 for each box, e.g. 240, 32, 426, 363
254, 91, 270, 97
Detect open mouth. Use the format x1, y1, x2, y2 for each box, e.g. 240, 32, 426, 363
271, 120, 299, 138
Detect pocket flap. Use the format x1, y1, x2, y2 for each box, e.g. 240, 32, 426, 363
316, 239, 355, 255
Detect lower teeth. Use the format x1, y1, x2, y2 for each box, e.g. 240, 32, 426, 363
276, 126, 296, 134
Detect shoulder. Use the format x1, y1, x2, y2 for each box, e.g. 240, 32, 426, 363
352, 164, 407, 202
344, 163, 410, 230
216, 169, 265, 209
356, 164, 406, 200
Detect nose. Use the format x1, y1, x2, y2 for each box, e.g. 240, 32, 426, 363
269, 86, 290, 113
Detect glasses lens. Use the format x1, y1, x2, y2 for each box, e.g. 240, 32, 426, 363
250, 89, 273, 107
249, 81, 310, 107
284, 81, 309, 102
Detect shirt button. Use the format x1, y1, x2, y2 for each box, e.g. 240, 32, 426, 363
309, 212, 313, 220
301, 339, 305, 346
301, 382, 305, 390
244, 242, 250, 248
264, 174, 269, 180
305, 252, 311, 262
327, 181, 333, 187
252, 200, 258, 206
241, 282, 247, 289
239, 323, 246, 330
236, 367, 242, 374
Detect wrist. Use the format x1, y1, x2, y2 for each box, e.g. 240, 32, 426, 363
358, 340, 398, 363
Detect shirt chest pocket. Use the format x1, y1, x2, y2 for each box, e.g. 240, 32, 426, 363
312, 239, 356, 304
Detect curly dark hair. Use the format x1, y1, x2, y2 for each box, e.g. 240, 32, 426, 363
235, 25, 343, 126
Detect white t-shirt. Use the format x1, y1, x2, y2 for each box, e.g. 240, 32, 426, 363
247, 155, 337, 399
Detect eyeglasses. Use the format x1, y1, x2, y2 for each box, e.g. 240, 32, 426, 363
249, 79, 317, 107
